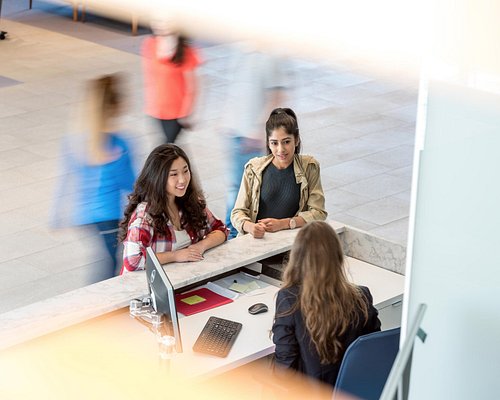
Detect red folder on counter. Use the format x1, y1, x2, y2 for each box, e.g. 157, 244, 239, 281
175, 287, 233, 316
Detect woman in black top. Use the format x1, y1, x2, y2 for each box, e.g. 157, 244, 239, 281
272, 221, 381, 387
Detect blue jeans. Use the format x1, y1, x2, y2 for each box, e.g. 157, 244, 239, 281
95, 219, 120, 280
225, 136, 263, 239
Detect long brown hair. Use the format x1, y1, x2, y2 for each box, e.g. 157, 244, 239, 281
118, 144, 207, 242
85, 74, 123, 164
280, 221, 369, 364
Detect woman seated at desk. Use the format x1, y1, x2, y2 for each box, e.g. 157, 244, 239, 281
230, 107, 327, 239
272, 221, 381, 387
118, 144, 228, 273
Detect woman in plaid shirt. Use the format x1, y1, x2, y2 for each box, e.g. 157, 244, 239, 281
118, 144, 228, 273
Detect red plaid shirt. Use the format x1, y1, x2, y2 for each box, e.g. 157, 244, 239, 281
120, 202, 228, 273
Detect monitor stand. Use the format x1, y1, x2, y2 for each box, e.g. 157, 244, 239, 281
129, 297, 177, 364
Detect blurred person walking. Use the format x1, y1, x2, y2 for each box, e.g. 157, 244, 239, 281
142, 19, 202, 143
221, 43, 288, 238
52, 74, 136, 280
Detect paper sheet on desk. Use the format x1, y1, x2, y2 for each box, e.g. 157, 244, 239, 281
204, 282, 239, 300
213, 272, 269, 294
229, 281, 260, 293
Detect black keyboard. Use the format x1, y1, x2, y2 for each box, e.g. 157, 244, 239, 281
193, 316, 242, 357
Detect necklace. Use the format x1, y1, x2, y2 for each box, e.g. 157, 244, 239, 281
167, 205, 182, 230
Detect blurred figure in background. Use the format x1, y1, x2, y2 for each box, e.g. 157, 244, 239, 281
221, 43, 288, 238
142, 18, 202, 143
51, 73, 136, 280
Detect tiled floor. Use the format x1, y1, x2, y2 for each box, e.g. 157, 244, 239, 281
0, 2, 418, 313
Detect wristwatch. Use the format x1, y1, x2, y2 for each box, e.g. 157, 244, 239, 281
289, 217, 297, 230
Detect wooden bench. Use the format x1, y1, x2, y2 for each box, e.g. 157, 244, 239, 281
28, 0, 139, 35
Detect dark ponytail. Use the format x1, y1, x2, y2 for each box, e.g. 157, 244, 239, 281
265, 107, 301, 154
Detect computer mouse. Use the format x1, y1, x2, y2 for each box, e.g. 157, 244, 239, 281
248, 302, 268, 315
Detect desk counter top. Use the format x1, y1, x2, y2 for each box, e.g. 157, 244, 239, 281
0, 222, 345, 351
0, 256, 404, 386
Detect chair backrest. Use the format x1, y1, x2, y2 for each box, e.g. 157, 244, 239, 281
333, 327, 401, 400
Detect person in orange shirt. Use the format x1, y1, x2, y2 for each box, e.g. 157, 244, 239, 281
142, 19, 202, 143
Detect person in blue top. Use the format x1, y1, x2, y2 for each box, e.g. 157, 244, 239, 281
52, 74, 136, 280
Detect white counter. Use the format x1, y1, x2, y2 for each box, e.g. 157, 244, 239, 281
0, 222, 345, 350
0, 255, 405, 384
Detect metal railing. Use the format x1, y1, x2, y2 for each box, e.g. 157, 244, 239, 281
380, 303, 427, 400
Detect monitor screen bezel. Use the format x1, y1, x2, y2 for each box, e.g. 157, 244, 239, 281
145, 246, 183, 353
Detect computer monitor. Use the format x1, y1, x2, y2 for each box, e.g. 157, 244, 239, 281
145, 246, 183, 353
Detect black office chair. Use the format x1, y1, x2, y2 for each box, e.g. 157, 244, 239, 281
333, 327, 401, 400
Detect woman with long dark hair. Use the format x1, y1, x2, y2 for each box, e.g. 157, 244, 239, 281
119, 144, 228, 273
272, 221, 381, 386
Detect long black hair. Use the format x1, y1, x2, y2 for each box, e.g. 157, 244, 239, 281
171, 35, 188, 65
118, 144, 207, 242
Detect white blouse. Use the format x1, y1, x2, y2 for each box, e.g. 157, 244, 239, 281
172, 229, 191, 251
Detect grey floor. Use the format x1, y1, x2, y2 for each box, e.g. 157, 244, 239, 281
0, 2, 418, 313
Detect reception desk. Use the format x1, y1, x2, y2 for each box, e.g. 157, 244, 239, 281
0, 221, 342, 350
0, 222, 404, 392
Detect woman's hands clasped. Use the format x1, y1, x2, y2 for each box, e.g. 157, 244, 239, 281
246, 221, 267, 238
258, 218, 287, 233
246, 218, 288, 239
173, 244, 205, 262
